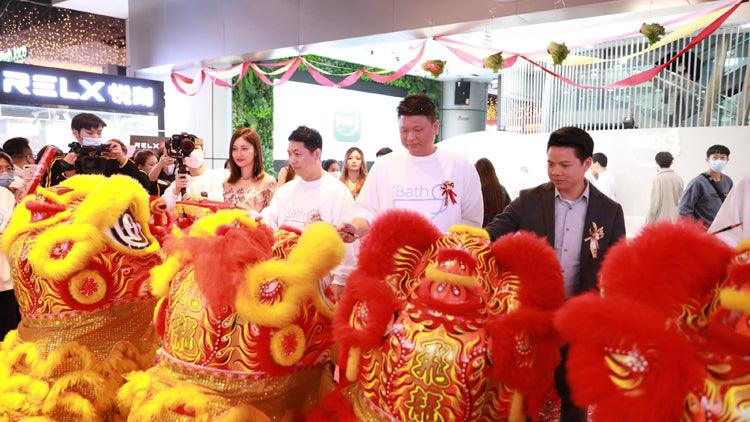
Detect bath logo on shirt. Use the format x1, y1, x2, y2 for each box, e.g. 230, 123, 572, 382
392, 182, 456, 219
283, 208, 322, 226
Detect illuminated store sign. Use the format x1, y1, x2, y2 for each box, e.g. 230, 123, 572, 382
0, 62, 164, 114
0, 46, 28, 62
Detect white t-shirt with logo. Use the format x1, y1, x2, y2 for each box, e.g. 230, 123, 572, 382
355, 148, 483, 232
260, 172, 356, 286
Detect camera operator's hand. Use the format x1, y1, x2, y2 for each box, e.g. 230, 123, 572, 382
63, 152, 78, 166
106, 141, 127, 165
173, 173, 189, 195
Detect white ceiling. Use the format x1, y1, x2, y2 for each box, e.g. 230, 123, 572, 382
49, 0, 750, 82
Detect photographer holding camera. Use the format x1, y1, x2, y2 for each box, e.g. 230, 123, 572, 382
160, 133, 224, 210
41, 113, 152, 191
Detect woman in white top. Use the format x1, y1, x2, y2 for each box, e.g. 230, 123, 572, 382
340, 147, 367, 200
223, 128, 276, 212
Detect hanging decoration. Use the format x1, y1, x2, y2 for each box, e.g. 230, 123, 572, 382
169, 0, 744, 95
547, 42, 570, 66
641, 23, 667, 45
421, 59, 447, 78
483, 52, 505, 73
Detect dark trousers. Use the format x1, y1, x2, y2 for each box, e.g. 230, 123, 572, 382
0, 289, 21, 340
555, 345, 587, 422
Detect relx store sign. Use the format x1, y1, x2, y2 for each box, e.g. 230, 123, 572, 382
0, 62, 164, 114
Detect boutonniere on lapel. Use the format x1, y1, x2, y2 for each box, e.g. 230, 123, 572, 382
440, 180, 458, 206
584, 222, 605, 259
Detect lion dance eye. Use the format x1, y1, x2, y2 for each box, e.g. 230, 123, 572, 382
109, 211, 149, 249
259, 280, 283, 305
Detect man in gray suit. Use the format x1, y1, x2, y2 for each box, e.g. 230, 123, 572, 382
485, 126, 626, 422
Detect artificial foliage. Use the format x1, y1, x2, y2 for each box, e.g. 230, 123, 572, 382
547, 42, 570, 66
231, 55, 443, 166
231, 73, 276, 176
483, 52, 505, 73
641, 23, 666, 45
421, 59, 447, 78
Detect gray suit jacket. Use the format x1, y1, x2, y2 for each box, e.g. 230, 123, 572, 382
484, 181, 626, 295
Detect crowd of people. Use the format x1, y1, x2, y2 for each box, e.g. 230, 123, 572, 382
0, 94, 747, 422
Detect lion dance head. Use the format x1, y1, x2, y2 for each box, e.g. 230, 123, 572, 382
0, 174, 164, 421
118, 210, 345, 421
320, 209, 566, 421
555, 220, 750, 421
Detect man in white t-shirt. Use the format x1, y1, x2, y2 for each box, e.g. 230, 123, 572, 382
709, 172, 750, 248
339, 94, 483, 240
261, 126, 356, 299
161, 135, 225, 209
587, 152, 616, 200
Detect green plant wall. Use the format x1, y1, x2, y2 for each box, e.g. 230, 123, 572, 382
231, 56, 443, 177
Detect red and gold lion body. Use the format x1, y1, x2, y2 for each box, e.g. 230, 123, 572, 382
0, 174, 164, 421
323, 210, 566, 422
556, 220, 750, 421
119, 211, 345, 421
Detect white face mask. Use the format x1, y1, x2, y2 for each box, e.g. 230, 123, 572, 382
330, 171, 341, 179
676, 65, 685, 73
164, 163, 176, 175
81, 137, 102, 146
184, 149, 204, 169
709, 159, 727, 173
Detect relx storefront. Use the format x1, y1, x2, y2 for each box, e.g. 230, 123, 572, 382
0, 62, 164, 154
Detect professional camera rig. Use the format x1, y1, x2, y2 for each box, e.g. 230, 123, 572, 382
67, 141, 114, 175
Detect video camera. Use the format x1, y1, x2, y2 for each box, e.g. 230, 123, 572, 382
166, 133, 196, 159
166, 133, 198, 196
68, 141, 113, 175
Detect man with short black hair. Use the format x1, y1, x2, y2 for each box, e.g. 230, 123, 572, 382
42, 113, 151, 190
340, 93, 482, 240
588, 152, 615, 199
646, 151, 684, 223
375, 147, 392, 158
678, 144, 733, 227
485, 126, 626, 422
2, 137, 35, 177
261, 126, 355, 298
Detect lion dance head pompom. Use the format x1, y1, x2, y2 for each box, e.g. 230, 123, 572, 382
320, 209, 566, 421
0, 174, 165, 421
118, 210, 345, 421
554, 219, 750, 421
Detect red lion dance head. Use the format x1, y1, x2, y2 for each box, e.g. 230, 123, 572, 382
321, 209, 566, 421
0, 174, 165, 421
555, 220, 750, 421
118, 210, 345, 421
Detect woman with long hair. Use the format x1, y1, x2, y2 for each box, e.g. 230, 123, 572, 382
475, 158, 511, 226
340, 147, 367, 199
223, 128, 276, 211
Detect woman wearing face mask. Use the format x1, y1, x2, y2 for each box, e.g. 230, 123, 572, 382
223, 128, 276, 212
323, 159, 340, 178
134, 149, 175, 196
340, 147, 367, 199
0, 151, 20, 339
160, 135, 225, 210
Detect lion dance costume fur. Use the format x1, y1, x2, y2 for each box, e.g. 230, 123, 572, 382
556, 220, 750, 421
118, 210, 345, 421
319, 209, 566, 422
0, 174, 164, 421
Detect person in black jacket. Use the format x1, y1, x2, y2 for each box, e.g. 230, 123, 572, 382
42, 113, 151, 192
485, 126, 626, 422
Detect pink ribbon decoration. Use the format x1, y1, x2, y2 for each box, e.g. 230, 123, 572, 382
520, 0, 742, 89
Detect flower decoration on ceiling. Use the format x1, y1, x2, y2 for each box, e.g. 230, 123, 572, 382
640, 23, 666, 45
547, 42, 570, 66
483, 52, 505, 73
421, 59, 447, 78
